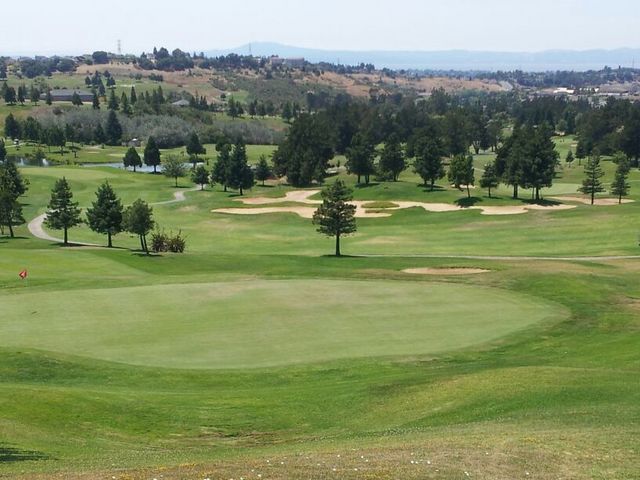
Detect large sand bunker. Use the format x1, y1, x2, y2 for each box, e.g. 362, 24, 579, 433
213, 190, 579, 218
550, 196, 634, 206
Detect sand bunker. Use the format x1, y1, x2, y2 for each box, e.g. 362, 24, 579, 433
214, 190, 579, 218
403, 268, 490, 275
550, 196, 634, 206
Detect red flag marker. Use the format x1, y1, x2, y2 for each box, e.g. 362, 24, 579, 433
19, 270, 28, 279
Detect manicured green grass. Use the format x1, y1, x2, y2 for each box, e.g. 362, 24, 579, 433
1, 153, 639, 478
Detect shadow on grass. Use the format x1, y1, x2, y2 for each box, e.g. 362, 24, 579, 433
520, 198, 562, 206
354, 182, 381, 189
0, 445, 49, 463
256, 184, 276, 188
420, 185, 446, 193
455, 196, 483, 208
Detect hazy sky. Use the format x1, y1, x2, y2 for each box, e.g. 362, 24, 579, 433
1, 0, 638, 55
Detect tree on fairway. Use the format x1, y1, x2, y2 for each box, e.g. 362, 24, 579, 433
520, 125, 558, 201
123, 147, 142, 172
413, 135, 446, 190
345, 132, 376, 184
211, 143, 231, 191
566, 150, 574, 165
48, 125, 66, 155
192, 165, 209, 190
186, 132, 206, 159
4, 113, 21, 139
17, 85, 26, 105
163, 154, 187, 187
226, 141, 254, 195
611, 157, 631, 204
312, 179, 357, 257
123, 199, 154, 254
105, 110, 122, 146
480, 162, 499, 198
4, 86, 16, 105
448, 153, 475, 198
144, 136, 161, 173
0, 160, 28, 237
45, 90, 52, 105
29, 86, 40, 105
120, 92, 132, 115
255, 154, 272, 186
45, 177, 82, 245
378, 134, 406, 182
130, 86, 137, 104
92, 92, 100, 110
86, 182, 123, 247
579, 152, 605, 205
107, 89, 119, 110
71, 92, 83, 106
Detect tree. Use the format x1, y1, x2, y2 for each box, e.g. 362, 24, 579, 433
192, 165, 209, 190
345, 132, 376, 184
71, 92, 83, 106
255, 155, 272, 186
378, 134, 406, 182
186, 132, 206, 158
4, 86, 16, 105
92, 92, 100, 109
123, 147, 142, 172
0, 160, 28, 237
575, 141, 587, 166
45, 90, 53, 105
45, 177, 82, 245
86, 182, 123, 247
163, 154, 187, 187
226, 141, 254, 195
620, 105, 640, 166
4, 113, 21, 139
94, 123, 106, 145
130, 86, 137, 104
480, 162, 499, 198
611, 157, 630, 204
107, 89, 119, 110
144, 136, 161, 173
123, 199, 154, 253
29, 85, 40, 105
566, 150, 574, 164
495, 126, 525, 199
520, 125, 558, 201
105, 110, 122, 146
48, 125, 66, 155
211, 143, 231, 191
312, 179, 357, 257
120, 92, 132, 115
448, 154, 475, 198
413, 135, 446, 190
579, 152, 605, 205
0, 139, 6, 162
282, 102, 293, 122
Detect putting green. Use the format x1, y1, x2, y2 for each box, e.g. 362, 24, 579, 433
0, 280, 564, 368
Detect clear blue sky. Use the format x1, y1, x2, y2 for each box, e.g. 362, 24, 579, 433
1, 0, 638, 55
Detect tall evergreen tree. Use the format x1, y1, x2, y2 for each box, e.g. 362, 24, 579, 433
211, 143, 231, 191
312, 179, 357, 257
345, 132, 376, 184
413, 135, 446, 190
191, 165, 210, 190
130, 86, 138, 104
107, 88, 119, 110
0, 160, 28, 237
579, 152, 605, 205
120, 92, 132, 115
379, 134, 407, 182
92, 91, 100, 110
4, 113, 21, 139
186, 132, 206, 158
0, 139, 6, 162
123, 147, 142, 172
3, 86, 16, 105
611, 157, 631, 204
105, 110, 123, 145
86, 182, 123, 247
144, 136, 161, 173
45, 177, 82, 245
255, 155, 272, 186
226, 141, 254, 195
71, 92, 83, 106
479, 162, 499, 198
123, 199, 154, 254
448, 153, 475, 198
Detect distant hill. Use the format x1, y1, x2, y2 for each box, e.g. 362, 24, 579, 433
205, 42, 640, 72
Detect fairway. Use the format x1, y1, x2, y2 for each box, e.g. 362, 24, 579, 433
0, 279, 561, 369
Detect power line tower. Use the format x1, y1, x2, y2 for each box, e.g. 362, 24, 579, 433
117, 39, 122, 56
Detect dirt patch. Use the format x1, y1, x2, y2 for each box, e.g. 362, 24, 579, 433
550, 196, 634, 206
403, 268, 490, 276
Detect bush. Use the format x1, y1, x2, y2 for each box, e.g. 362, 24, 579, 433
150, 229, 186, 253
150, 230, 169, 253
167, 230, 186, 253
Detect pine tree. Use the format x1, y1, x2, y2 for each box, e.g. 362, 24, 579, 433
71, 92, 83, 106
312, 179, 357, 257
29, 86, 40, 104
566, 150, 574, 164
105, 110, 122, 145
45, 90, 53, 105
191, 165, 210, 190
0, 160, 28, 238
611, 157, 631, 204
144, 136, 161, 173
379, 134, 407, 182
0, 139, 6, 162
45, 177, 82, 245
226, 141, 254, 195
120, 92, 132, 115
186, 132, 205, 158
3, 86, 17, 105
579, 152, 605, 205
211, 143, 231, 191
123, 147, 142, 172
345, 132, 376, 184
108, 88, 119, 110
255, 155, 272, 186
448, 154, 475, 198
413, 135, 445, 189
4, 113, 21, 139
479, 162, 499, 198
92, 92, 100, 110
94, 124, 106, 144
123, 199, 154, 253
86, 181, 123, 247
130, 86, 138, 104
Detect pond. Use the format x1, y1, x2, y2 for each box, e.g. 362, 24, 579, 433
5, 155, 203, 173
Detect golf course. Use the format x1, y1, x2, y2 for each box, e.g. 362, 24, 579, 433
1, 145, 639, 479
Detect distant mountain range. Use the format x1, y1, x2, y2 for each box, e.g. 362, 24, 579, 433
205, 42, 640, 72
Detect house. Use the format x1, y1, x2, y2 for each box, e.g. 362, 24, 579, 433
269, 56, 305, 69
128, 138, 141, 148
172, 99, 190, 107
41, 89, 93, 102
